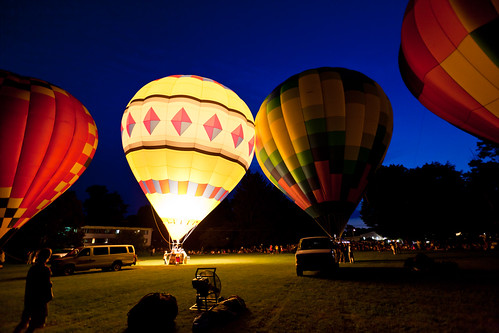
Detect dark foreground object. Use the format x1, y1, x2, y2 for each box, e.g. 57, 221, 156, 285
192, 295, 247, 332
404, 253, 459, 274
127, 292, 178, 332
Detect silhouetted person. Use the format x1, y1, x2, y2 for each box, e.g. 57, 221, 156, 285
0, 249, 5, 268
390, 243, 397, 255
14, 248, 53, 333
347, 244, 354, 263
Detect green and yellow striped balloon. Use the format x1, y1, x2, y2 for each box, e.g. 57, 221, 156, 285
255, 68, 393, 238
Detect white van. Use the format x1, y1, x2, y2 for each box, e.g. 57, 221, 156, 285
51, 244, 137, 275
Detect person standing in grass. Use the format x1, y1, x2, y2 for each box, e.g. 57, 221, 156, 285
14, 248, 53, 333
390, 242, 397, 255
0, 248, 5, 268
347, 243, 354, 263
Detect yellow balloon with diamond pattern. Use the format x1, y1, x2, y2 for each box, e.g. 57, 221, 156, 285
121, 75, 254, 242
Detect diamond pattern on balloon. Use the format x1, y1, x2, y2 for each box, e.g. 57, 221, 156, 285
248, 136, 255, 155
231, 124, 244, 148
204, 114, 222, 141
144, 107, 160, 134
126, 113, 136, 137
172, 107, 192, 136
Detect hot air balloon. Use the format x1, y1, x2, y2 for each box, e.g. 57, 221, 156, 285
121, 75, 255, 246
255, 67, 393, 238
399, 0, 499, 143
0, 70, 98, 242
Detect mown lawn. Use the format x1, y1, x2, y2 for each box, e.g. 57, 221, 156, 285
0, 251, 498, 332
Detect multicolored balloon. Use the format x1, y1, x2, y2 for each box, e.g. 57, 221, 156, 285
0, 70, 98, 241
255, 67, 393, 238
399, 0, 499, 143
121, 75, 255, 243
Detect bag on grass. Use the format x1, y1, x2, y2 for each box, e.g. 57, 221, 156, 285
192, 295, 247, 332
127, 292, 178, 332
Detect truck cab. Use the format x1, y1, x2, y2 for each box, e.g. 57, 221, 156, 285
295, 236, 339, 276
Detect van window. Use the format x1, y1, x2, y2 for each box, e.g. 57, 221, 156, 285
94, 247, 109, 256
110, 246, 127, 254
127, 246, 134, 253
79, 248, 91, 257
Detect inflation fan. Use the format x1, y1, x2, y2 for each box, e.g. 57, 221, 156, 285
190, 268, 222, 311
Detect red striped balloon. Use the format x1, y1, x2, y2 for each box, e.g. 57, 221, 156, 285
0, 70, 98, 241
399, 0, 499, 143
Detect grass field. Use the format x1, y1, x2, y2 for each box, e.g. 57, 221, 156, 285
1, 250, 498, 332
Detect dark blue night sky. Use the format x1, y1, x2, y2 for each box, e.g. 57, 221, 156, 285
0, 1, 479, 226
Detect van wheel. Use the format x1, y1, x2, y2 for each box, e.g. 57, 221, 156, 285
64, 265, 75, 276
111, 262, 122, 271
296, 267, 303, 276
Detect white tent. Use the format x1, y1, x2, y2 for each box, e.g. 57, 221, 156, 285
359, 231, 386, 241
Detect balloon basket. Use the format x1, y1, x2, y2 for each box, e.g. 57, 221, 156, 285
163, 244, 188, 265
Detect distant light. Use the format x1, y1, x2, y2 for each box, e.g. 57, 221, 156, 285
456, 232, 462, 236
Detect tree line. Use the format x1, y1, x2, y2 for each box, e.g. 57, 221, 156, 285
4, 141, 498, 257
361, 140, 498, 241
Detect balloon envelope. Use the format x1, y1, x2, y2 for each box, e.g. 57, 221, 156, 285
399, 0, 499, 143
0, 70, 98, 240
121, 75, 255, 242
255, 67, 393, 237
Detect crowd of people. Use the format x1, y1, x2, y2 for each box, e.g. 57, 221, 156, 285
161, 236, 496, 257
184, 244, 297, 255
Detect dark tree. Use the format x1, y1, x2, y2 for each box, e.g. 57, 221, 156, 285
4, 191, 85, 259
465, 140, 499, 234
127, 205, 170, 250
185, 199, 234, 251
110, 229, 146, 251
408, 163, 468, 238
470, 140, 499, 163
84, 185, 128, 226
361, 163, 468, 240
185, 170, 322, 251
361, 164, 410, 237
229, 171, 321, 247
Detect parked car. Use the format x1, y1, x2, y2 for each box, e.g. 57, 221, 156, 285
50, 248, 74, 260
295, 236, 339, 276
51, 244, 137, 275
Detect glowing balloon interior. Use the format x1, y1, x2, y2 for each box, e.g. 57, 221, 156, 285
255, 68, 393, 238
399, 0, 499, 143
121, 75, 255, 243
0, 70, 98, 241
